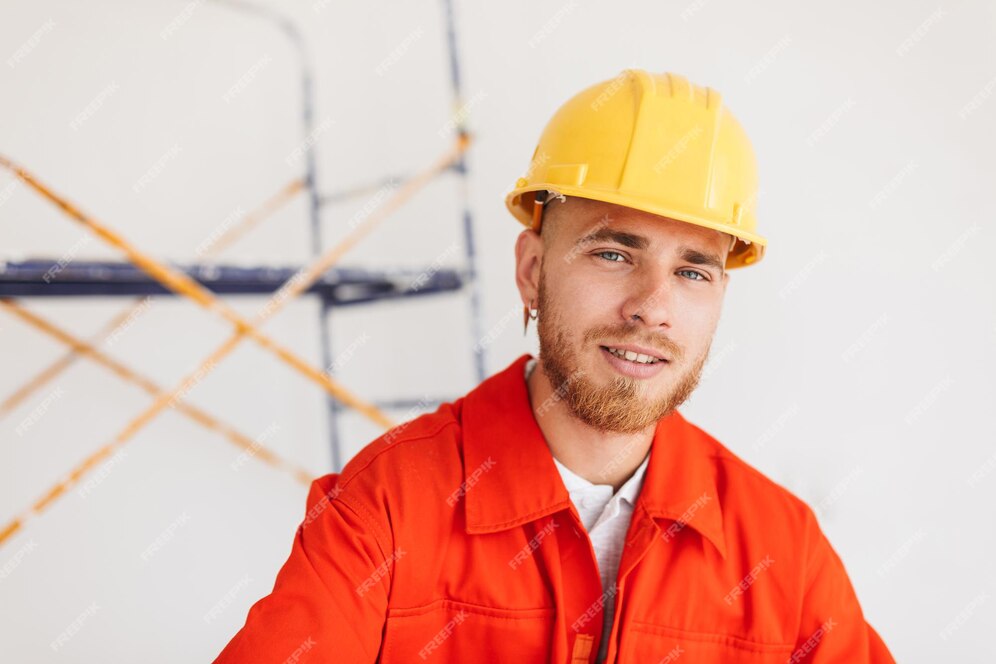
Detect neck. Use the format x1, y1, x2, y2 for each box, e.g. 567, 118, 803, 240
527, 356, 654, 492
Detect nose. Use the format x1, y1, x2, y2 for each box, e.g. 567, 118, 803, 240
621, 267, 673, 329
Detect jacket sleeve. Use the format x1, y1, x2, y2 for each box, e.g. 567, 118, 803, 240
213, 473, 392, 663
789, 509, 896, 663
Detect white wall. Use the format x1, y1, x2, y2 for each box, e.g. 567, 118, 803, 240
1, 0, 994, 661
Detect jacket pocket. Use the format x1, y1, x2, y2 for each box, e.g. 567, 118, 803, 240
380, 599, 555, 663
618, 620, 793, 663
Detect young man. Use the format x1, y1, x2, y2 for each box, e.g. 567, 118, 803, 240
215, 70, 895, 663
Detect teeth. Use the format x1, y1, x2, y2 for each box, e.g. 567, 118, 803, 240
606, 347, 661, 364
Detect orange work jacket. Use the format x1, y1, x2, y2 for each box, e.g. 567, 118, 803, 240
215, 353, 895, 663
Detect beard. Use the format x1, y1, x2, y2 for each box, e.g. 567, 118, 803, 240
535, 265, 711, 434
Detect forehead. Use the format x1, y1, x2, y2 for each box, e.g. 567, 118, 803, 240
548, 197, 728, 251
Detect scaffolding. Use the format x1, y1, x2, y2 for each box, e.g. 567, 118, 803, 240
0, 0, 486, 549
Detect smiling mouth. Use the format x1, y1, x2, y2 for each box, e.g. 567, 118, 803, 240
599, 345, 667, 365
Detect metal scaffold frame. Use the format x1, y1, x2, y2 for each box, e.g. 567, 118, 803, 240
0, 0, 486, 549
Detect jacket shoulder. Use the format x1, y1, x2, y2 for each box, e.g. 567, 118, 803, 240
684, 418, 821, 534
336, 398, 465, 491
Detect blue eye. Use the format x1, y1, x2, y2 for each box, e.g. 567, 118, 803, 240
678, 269, 707, 281
595, 251, 627, 263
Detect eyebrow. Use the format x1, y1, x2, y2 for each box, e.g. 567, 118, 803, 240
574, 229, 726, 273
677, 245, 726, 274
574, 228, 648, 251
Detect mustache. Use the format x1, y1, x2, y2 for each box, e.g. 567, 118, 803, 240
584, 325, 683, 361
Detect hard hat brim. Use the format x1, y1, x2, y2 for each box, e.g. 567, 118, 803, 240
505, 184, 767, 269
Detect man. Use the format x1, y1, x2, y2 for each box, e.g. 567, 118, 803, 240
215, 70, 895, 663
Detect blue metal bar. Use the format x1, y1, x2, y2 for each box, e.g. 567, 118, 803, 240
440, 0, 487, 384
211, 0, 345, 469
0, 260, 464, 303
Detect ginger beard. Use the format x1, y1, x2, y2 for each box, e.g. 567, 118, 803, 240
535, 261, 712, 434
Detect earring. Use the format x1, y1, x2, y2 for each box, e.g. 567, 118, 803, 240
523, 298, 538, 335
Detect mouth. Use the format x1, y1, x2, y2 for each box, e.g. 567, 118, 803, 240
599, 345, 669, 379
599, 344, 668, 365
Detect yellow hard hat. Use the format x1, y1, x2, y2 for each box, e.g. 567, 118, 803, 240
505, 69, 766, 268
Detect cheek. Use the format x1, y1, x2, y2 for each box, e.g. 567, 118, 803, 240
548, 268, 614, 313
667, 296, 723, 346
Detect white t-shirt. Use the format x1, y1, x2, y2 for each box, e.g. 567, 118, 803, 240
525, 357, 650, 663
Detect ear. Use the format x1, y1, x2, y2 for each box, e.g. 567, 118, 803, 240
514, 229, 543, 306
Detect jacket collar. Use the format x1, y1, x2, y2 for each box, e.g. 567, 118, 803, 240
461, 353, 727, 559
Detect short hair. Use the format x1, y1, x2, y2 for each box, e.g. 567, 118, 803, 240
537, 192, 576, 249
